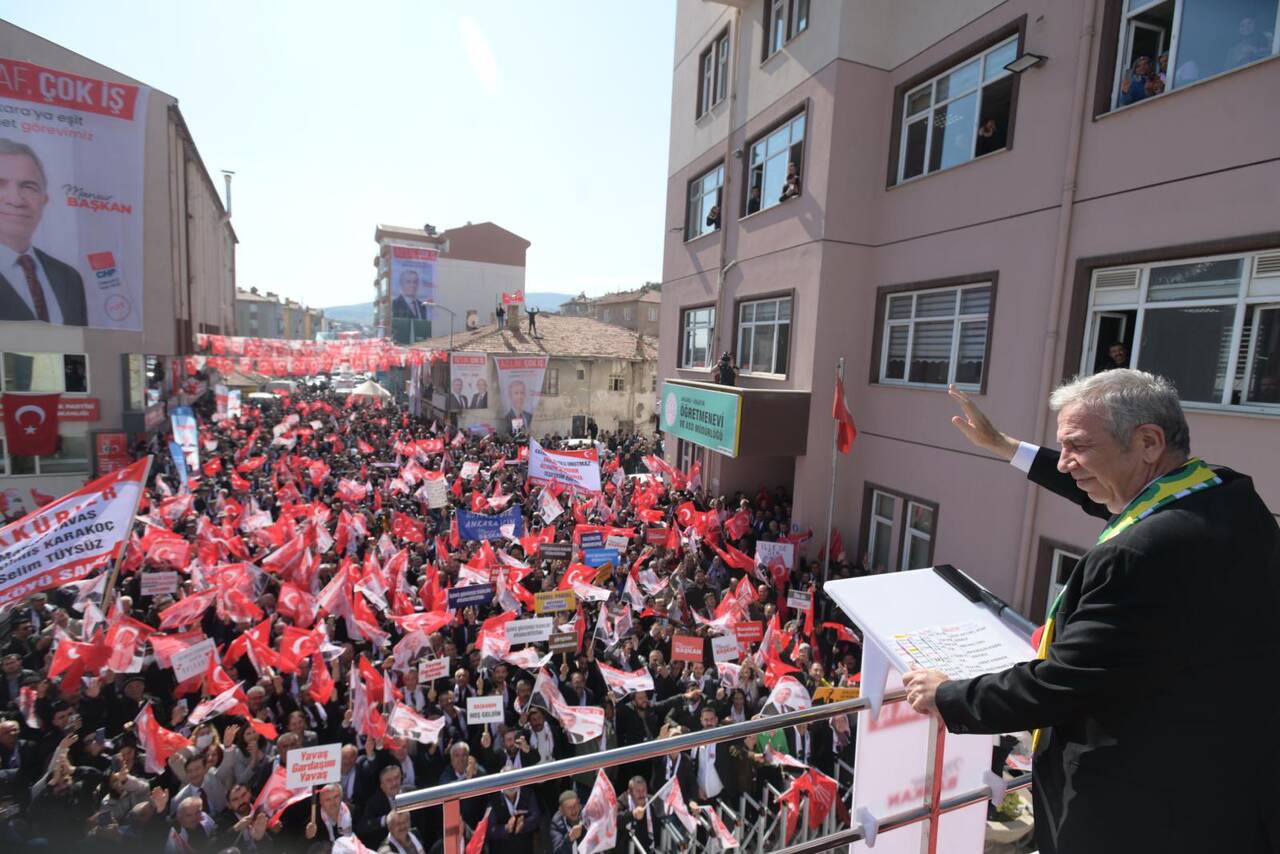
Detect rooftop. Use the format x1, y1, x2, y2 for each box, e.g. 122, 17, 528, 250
411, 313, 657, 361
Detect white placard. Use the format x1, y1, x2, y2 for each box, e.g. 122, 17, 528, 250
787, 589, 813, 612
460, 461, 480, 480
506, 617, 554, 645
712, 631, 740, 663
756, 540, 796, 569
424, 477, 448, 509
605, 534, 630, 551
467, 695, 505, 725
419, 656, 450, 682
286, 743, 342, 788
170, 638, 216, 683
140, 571, 179, 597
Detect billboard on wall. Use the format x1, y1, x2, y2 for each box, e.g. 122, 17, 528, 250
448, 351, 489, 410
0, 58, 148, 330
389, 246, 437, 320
494, 355, 547, 432
659, 381, 742, 457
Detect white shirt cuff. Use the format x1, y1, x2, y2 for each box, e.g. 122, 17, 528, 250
1010, 442, 1039, 473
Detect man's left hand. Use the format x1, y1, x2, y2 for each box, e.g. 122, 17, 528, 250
902, 667, 949, 715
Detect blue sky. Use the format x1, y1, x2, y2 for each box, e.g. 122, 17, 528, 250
4, 1, 675, 306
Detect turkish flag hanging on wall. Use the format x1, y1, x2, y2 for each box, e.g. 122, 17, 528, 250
2, 393, 60, 456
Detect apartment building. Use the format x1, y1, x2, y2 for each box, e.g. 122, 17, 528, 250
561, 285, 663, 337
658, 0, 1280, 618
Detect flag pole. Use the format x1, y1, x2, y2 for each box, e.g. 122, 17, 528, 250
822, 359, 843, 583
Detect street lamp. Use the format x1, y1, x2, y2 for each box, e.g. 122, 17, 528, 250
423, 301, 455, 351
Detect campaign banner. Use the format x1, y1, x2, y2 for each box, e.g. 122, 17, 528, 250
171, 637, 216, 683
448, 352, 489, 410
582, 548, 619, 569
712, 631, 741, 663
0, 57, 148, 330
494, 355, 547, 430
671, 634, 704, 663
214, 384, 229, 420
466, 695, 505, 725
604, 534, 630, 551
93, 431, 131, 475
756, 540, 796, 570
389, 245, 437, 320
548, 631, 579, 653
423, 476, 448, 509
286, 744, 342, 788
535, 542, 570, 563
227, 390, 242, 418
534, 590, 576, 614
787, 589, 813, 612
419, 656, 449, 682
447, 584, 494, 610
578, 531, 604, 549
0, 397, 100, 421
169, 405, 198, 470
0, 457, 148, 606
459, 461, 480, 479
140, 571, 179, 597
168, 441, 189, 486
527, 438, 601, 492
457, 506, 524, 541
506, 617, 554, 645
644, 527, 669, 546
734, 621, 763, 643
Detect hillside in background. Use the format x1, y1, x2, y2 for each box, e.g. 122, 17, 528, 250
320, 292, 576, 326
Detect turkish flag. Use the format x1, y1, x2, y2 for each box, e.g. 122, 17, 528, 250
2, 393, 60, 456
833, 374, 857, 454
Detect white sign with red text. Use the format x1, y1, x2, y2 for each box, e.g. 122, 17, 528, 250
467, 695, 505, 725
286, 744, 342, 788
527, 439, 601, 493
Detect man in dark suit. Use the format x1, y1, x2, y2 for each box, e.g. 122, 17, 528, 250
618, 775, 665, 852
905, 374, 1280, 854
502, 379, 535, 430
448, 379, 470, 411
786, 721, 834, 777
0, 139, 87, 326
469, 378, 489, 409
391, 269, 427, 320
486, 784, 542, 854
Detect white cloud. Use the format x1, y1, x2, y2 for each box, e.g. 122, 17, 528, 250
459, 16, 502, 97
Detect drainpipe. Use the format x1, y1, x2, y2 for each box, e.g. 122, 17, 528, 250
1011, 0, 1098, 609
714, 6, 744, 358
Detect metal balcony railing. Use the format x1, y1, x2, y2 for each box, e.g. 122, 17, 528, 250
393, 687, 1033, 854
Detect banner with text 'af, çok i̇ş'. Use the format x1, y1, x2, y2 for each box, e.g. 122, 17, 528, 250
0, 57, 148, 329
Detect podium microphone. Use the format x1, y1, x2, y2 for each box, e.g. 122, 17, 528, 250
932, 564, 1037, 640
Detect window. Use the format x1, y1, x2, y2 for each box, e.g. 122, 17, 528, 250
879, 283, 993, 388
736, 295, 791, 375
648, 307, 659, 322
860, 485, 939, 572
6, 428, 90, 476
697, 28, 731, 118
686, 163, 724, 240
609, 375, 626, 392
680, 306, 716, 369
1081, 250, 1280, 410
602, 308, 613, 322
623, 306, 634, 322
2, 353, 89, 394
765, 0, 809, 59
744, 111, 805, 215
1110, 0, 1279, 111
897, 36, 1018, 182
677, 438, 704, 473
542, 368, 560, 396
577, 368, 586, 381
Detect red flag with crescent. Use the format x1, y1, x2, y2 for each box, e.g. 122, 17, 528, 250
2, 393, 60, 456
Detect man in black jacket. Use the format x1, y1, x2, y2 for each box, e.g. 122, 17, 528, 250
904, 372, 1280, 854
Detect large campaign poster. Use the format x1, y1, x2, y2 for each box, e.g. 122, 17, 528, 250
0, 57, 148, 330
389, 246, 437, 320
494, 355, 547, 432
527, 438, 602, 492
169, 405, 198, 470
448, 352, 489, 410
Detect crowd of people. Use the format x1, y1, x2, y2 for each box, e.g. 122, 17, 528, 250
0, 382, 869, 853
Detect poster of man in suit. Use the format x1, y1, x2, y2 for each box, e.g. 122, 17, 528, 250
389, 245, 437, 319
448, 351, 489, 410
495, 355, 547, 432
0, 57, 148, 329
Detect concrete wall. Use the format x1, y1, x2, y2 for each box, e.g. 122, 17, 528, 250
434, 257, 526, 332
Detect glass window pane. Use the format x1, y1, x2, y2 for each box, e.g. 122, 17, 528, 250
775, 320, 790, 374
956, 320, 988, 385
888, 295, 913, 320
1175, 0, 1277, 84
741, 303, 755, 323
1147, 259, 1243, 301
928, 92, 979, 172
41, 433, 89, 474
959, 286, 992, 316
885, 326, 908, 379
750, 140, 767, 167
871, 520, 893, 572
1246, 307, 1280, 404
755, 301, 777, 323
908, 320, 955, 384
11, 454, 36, 475
984, 40, 1019, 78
3, 353, 65, 392
874, 492, 896, 518
1138, 305, 1235, 403
937, 59, 981, 101
766, 127, 790, 157
738, 327, 753, 369
64, 355, 88, 393
902, 119, 928, 180
907, 86, 932, 116
916, 290, 957, 318
906, 533, 932, 570
779, 298, 791, 320
790, 114, 805, 143
763, 153, 787, 206
910, 503, 935, 535
975, 75, 1014, 157
751, 325, 775, 372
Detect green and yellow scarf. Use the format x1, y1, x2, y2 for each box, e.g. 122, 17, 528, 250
1030, 458, 1221, 750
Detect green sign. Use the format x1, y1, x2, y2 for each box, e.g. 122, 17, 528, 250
660, 382, 741, 457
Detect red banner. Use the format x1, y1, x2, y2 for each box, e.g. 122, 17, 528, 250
671, 633, 704, 663
2, 393, 60, 455
94, 431, 132, 475
0, 397, 99, 422
0, 57, 142, 119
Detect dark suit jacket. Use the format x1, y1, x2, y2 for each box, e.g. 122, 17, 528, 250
937, 447, 1280, 854
486, 788, 542, 854
392, 296, 425, 320
470, 392, 488, 408
0, 250, 87, 325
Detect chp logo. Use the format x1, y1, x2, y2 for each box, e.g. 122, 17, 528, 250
87, 251, 122, 290
663, 391, 678, 428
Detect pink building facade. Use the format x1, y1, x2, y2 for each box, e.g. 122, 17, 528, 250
658, 0, 1280, 619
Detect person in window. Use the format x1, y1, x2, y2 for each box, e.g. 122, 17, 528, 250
746, 187, 762, 215
780, 162, 801, 202
712, 352, 736, 386
1102, 342, 1129, 372
1118, 56, 1159, 106
1226, 16, 1272, 69
705, 205, 720, 230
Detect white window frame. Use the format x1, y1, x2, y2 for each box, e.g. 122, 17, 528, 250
2, 423, 91, 477
1, 351, 91, 395
602, 308, 613, 322
1081, 248, 1280, 414
745, 111, 805, 215
867, 489, 899, 573
900, 500, 935, 571
686, 162, 725, 241
542, 368, 560, 397
1046, 548, 1082, 618
677, 438, 704, 474
609, 375, 625, 392
623, 306, 634, 322
716, 33, 731, 103
736, 295, 791, 376
896, 35, 1018, 183
680, 306, 716, 369
765, 0, 807, 60
879, 283, 992, 390
648, 306, 659, 322
1111, 0, 1280, 111
698, 29, 731, 118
